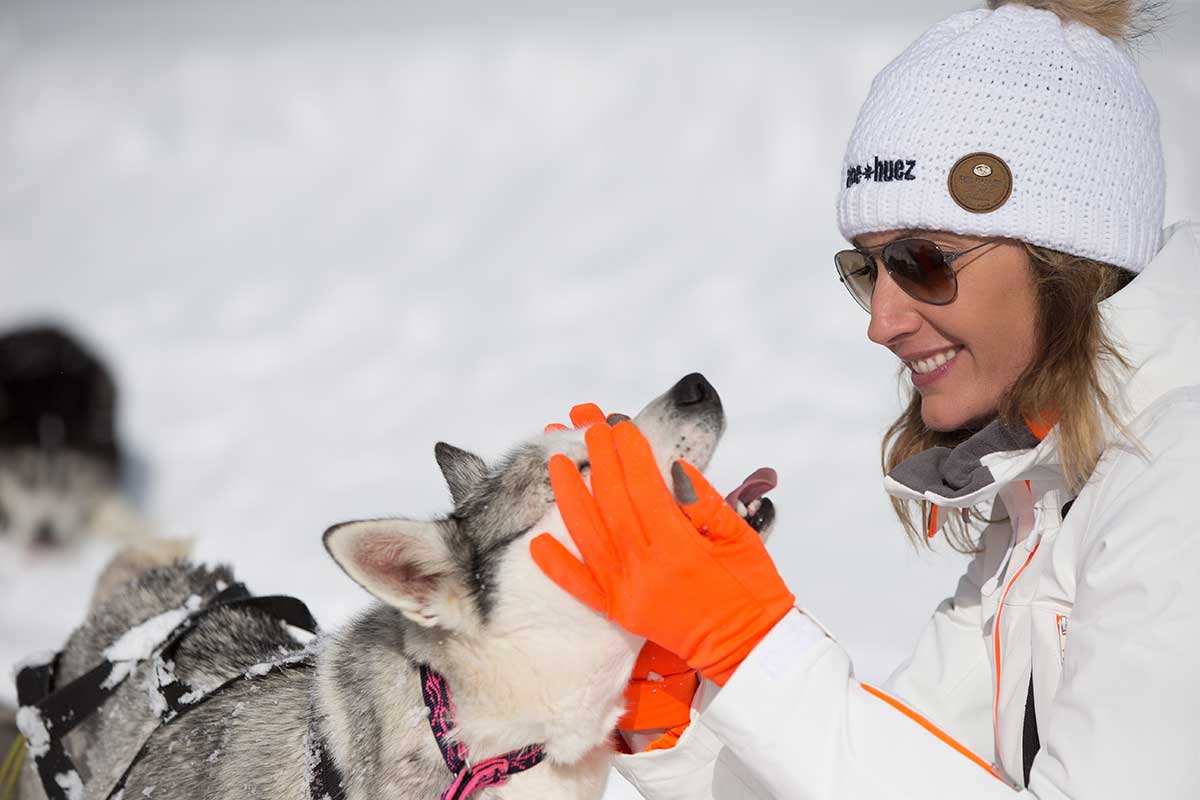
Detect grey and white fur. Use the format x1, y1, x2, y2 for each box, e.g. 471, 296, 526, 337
16, 373, 740, 800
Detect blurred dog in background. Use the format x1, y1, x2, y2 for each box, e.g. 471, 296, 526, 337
0, 324, 181, 561
1, 324, 127, 550
0, 324, 186, 759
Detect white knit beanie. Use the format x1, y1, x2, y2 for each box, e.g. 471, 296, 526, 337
837, 1, 1165, 271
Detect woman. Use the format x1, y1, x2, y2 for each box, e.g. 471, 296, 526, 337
531, 0, 1200, 796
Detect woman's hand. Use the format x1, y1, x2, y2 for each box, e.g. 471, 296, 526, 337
531, 421, 795, 686
543, 403, 698, 736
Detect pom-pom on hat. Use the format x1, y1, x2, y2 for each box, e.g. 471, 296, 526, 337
836, 0, 1166, 271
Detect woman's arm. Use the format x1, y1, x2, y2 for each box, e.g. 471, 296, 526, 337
617, 389, 1200, 799
614, 563, 1005, 799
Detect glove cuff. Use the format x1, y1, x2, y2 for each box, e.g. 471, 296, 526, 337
617, 671, 699, 730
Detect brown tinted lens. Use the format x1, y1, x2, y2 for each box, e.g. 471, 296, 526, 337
882, 239, 956, 304
835, 250, 875, 311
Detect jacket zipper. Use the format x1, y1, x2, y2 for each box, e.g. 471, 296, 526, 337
991, 540, 1041, 767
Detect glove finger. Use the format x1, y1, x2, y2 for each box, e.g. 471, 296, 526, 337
672, 460, 751, 543
544, 422, 569, 433
569, 403, 607, 428
529, 533, 607, 614
549, 453, 621, 577
674, 460, 793, 610
611, 421, 681, 539
584, 423, 643, 544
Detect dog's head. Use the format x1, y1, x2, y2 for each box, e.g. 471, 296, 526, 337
323, 373, 777, 675
323, 373, 744, 631
0, 325, 125, 549
322, 373, 777, 756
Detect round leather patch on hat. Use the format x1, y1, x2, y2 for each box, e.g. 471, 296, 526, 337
947, 152, 1012, 213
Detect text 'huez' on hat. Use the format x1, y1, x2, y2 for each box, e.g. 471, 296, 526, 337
837, 0, 1166, 271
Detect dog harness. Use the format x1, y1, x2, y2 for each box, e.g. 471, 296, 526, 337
16, 581, 321, 800
15, 577, 549, 800
309, 664, 547, 800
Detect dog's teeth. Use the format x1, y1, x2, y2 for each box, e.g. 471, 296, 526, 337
735, 499, 748, 517
747, 499, 762, 516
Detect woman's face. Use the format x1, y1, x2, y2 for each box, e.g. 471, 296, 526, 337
857, 229, 1039, 432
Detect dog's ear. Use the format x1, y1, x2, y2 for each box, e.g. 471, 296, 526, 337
323, 519, 468, 629
434, 442, 487, 506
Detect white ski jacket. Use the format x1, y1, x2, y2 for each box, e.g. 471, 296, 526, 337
613, 220, 1200, 799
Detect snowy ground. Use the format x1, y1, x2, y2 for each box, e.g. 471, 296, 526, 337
1, 1, 1197, 796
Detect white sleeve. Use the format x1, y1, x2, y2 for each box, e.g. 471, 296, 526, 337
614, 607, 1013, 800
618, 391, 1200, 799
697, 611, 1019, 799
611, 614, 826, 800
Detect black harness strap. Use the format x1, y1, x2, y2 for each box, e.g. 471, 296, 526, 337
155, 593, 320, 719
15, 582, 322, 800
307, 718, 348, 800
14, 654, 75, 800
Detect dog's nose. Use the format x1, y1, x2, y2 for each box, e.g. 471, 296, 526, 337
670, 373, 717, 408
33, 521, 57, 547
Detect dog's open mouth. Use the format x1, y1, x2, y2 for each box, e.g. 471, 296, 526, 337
725, 467, 777, 533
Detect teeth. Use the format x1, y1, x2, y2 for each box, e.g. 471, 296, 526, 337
909, 346, 960, 375
735, 499, 748, 517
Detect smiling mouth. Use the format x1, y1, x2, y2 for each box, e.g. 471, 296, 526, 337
907, 346, 962, 375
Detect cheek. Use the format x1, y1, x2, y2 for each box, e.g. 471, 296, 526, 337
957, 262, 1039, 378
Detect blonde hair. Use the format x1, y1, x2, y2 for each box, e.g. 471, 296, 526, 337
881, 243, 1138, 551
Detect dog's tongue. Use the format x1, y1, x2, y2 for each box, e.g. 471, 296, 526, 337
725, 467, 778, 508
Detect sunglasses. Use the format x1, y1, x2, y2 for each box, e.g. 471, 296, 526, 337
834, 237, 997, 312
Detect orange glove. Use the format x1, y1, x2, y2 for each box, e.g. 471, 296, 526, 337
619, 641, 697, 731
544, 403, 699, 737
531, 421, 795, 687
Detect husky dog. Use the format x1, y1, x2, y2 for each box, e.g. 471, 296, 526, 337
0, 325, 152, 551
16, 373, 775, 800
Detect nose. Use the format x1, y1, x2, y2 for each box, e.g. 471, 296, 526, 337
33, 520, 57, 547
866, 264, 922, 348
669, 373, 720, 409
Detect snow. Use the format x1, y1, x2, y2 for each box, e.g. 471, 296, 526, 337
103, 607, 190, 663
16, 705, 50, 758
54, 770, 84, 800
0, 3, 1196, 799
100, 659, 137, 691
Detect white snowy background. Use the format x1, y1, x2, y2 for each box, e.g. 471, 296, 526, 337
1, 0, 1197, 795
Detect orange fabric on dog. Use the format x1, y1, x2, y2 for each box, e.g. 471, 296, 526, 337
530, 422, 795, 687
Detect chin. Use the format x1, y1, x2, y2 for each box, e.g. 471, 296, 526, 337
920, 400, 991, 434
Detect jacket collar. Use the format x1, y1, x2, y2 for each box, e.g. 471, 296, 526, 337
883, 220, 1200, 517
